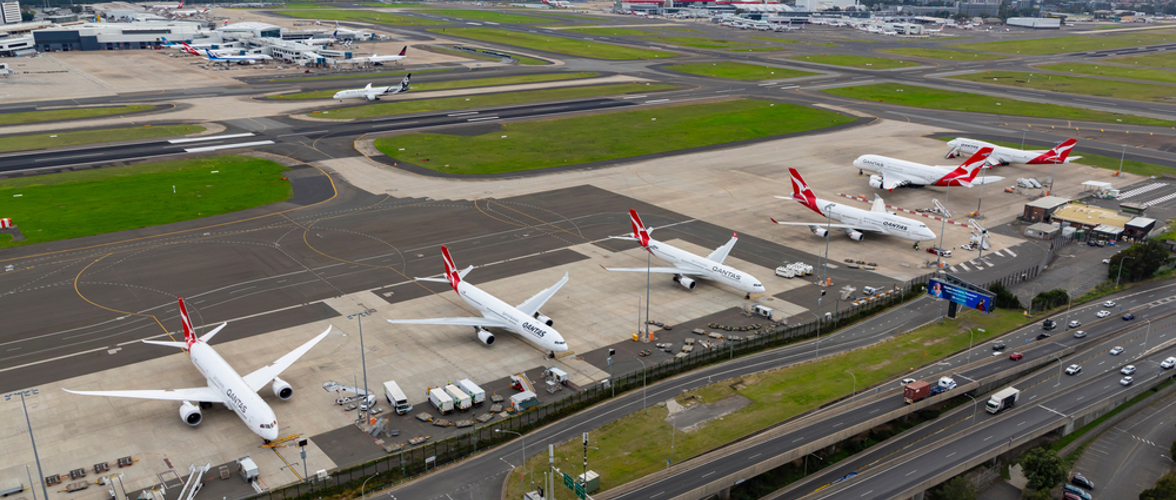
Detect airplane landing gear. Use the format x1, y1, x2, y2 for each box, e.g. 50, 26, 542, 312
745, 293, 751, 300
548, 351, 555, 359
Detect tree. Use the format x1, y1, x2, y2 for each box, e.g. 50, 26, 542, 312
1108, 240, 1171, 284
934, 476, 976, 500
1140, 470, 1176, 500
988, 283, 1023, 310
1031, 289, 1068, 311
1021, 447, 1065, 491
20, 9, 34, 21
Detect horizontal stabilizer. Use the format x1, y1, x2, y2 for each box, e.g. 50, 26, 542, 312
142, 340, 190, 349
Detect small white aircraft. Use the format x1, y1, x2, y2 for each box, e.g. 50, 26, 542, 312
854, 147, 1003, 191
945, 138, 1078, 166
771, 168, 938, 243
386, 246, 570, 358
204, 48, 271, 64
333, 73, 410, 101
604, 209, 765, 299
64, 298, 332, 442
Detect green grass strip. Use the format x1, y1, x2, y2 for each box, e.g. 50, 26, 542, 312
269, 72, 596, 99
1038, 62, 1176, 85
275, 9, 450, 25
0, 105, 157, 126
665, 62, 817, 81
949, 71, 1176, 103
427, 27, 675, 60
532, 12, 606, 20
879, 47, 1007, 60
1109, 50, 1176, 69
429, 45, 548, 65
0, 125, 205, 153
560, 27, 657, 36
950, 30, 1176, 55
0, 155, 292, 247
824, 83, 1175, 127
414, 9, 548, 23
641, 36, 754, 49
374, 99, 854, 175
790, 54, 919, 69
314, 82, 675, 119
747, 35, 799, 43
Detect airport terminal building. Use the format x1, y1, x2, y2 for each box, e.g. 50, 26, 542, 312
32, 21, 203, 51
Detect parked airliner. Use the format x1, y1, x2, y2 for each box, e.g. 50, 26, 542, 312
64, 298, 332, 442
347, 46, 408, 66
386, 246, 569, 358
945, 138, 1078, 165
604, 209, 765, 299
771, 168, 938, 243
854, 147, 1003, 191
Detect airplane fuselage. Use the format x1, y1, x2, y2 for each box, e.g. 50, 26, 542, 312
815, 197, 938, 241
947, 139, 1067, 165
188, 342, 279, 441
456, 282, 568, 353
854, 155, 967, 187
646, 240, 764, 294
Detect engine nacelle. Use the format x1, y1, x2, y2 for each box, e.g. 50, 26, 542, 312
533, 312, 554, 327
869, 175, 884, 190
476, 328, 495, 345
677, 276, 697, 290
365, 94, 378, 101
179, 401, 203, 427
811, 226, 829, 238
846, 229, 865, 241
272, 377, 293, 401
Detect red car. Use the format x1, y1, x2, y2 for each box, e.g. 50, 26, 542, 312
1009, 352, 1024, 361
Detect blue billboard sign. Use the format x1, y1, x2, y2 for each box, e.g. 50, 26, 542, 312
927, 278, 994, 313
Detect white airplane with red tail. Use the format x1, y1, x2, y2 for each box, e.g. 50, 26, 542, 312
771, 169, 938, 242
64, 298, 332, 442
604, 209, 765, 299
945, 138, 1079, 165
386, 246, 569, 358
853, 147, 1003, 191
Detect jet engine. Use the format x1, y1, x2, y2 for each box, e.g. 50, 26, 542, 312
272, 377, 293, 401
179, 401, 203, 426
366, 94, 378, 101
476, 328, 496, 345
533, 312, 554, 327
811, 226, 829, 238
869, 175, 884, 190
673, 276, 697, 290
846, 229, 865, 241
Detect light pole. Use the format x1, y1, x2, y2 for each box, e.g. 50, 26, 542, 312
1062, 291, 1073, 330
810, 310, 822, 360
1143, 318, 1152, 353
967, 328, 985, 363
1115, 256, 1137, 288
843, 369, 856, 402
347, 310, 373, 423
645, 246, 651, 342
804, 452, 823, 476
1051, 354, 1063, 387
975, 165, 987, 218
963, 393, 979, 425
1117, 144, 1127, 176
668, 414, 676, 468
6, 389, 48, 500
822, 203, 834, 286
496, 429, 526, 492
635, 356, 648, 414
361, 473, 379, 500
936, 183, 950, 269
607, 348, 615, 398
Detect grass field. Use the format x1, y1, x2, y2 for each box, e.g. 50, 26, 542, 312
1038, 62, 1176, 84
504, 307, 1031, 499
560, 27, 657, 36
373, 99, 854, 174
0, 125, 205, 153
0, 155, 291, 247
941, 137, 1172, 178
417, 9, 547, 23
824, 83, 1176, 127
1110, 50, 1176, 68
532, 12, 605, 20
949, 71, 1176, 102
275, 9, 450, 25
0, 105, 157, 126
428, 27, 675, 59
662, 27, 702, 32
789, 54, 919, 69
275, 68, 450, 82
429, 45, 548, 65
747, 36, 799, 43
728, 47, 789, 52
879, 47, 1007, 60
642, 36, 755, 49
950, 30, 1176, 55
665, 62, 817, 81
269, 72, 596, 99
316, 82, 675, 119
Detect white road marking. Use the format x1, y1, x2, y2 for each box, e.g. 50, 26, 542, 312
168, 132, 255, 144
183, 140, 274, 153
467, 116, 499, 122
906, 470, 917, 476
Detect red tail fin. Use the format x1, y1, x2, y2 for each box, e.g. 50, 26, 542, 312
1030, 138, 1077, 164
788, 168, 822, 215
178, 297, 196, 349
941, 147, 992, 184
398, 46, 407, 56
440, 245, 460, 292
629, 209, 651, 247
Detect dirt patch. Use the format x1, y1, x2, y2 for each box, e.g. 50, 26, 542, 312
667, 394, 752, 432
922, 337, 948, 347
865, 359, 892, 370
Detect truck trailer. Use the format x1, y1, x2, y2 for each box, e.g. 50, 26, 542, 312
445, 384, 472, 411
903, 380, 931, 404
429, 387, 454, 414
383, 380, 412, 415
986, 387, 1020, 414
457, 379, 486, 405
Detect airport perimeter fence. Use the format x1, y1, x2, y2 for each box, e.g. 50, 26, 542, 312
243, 277, 1013, 500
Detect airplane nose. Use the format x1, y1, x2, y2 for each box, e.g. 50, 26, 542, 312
267, 428, 279, 441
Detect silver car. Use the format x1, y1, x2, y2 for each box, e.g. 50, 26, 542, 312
1110, 346, 1125, 356
1073, 330, 1087, 338
1121, 365, 1136, 375
1065, 364, 1082, 375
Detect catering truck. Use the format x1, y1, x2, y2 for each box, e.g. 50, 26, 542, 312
986, 387, 1020, 414
457, 379, 486, 406
429, 387, 454, 414
444, 384, 472, 411
383, 380, 412, 415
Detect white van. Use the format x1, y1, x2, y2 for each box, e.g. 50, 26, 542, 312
429, 387, 454, 414
383, 380, 412, 415
445, 384, 472, 411
457, 379, 486, 405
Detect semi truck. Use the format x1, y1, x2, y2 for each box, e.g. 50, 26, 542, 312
429, 387, 454, 414
903, 380, 931, 404
986, 387, 1020, 414
383, 380, 412, 415
930, 376, 957, 396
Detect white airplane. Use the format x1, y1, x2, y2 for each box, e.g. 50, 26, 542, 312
542, 0, 572, 8
63, 298, 332, 443
386, 246, 570, 358
299, 30, 336, 46
347, 46, 408, 66
945, 138, 1078, 165
204, 48, 271, 64
604, 209, 765, 299
152, 0, 183, 10
333, 73, 410, 101
854, 147, 1004, 191
771, 168, 938, 243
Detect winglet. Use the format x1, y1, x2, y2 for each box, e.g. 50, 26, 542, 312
178, 297, 197, 349
770, 217, 779, 224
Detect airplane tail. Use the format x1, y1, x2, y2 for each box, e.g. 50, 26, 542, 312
398, 45, 407, 57
1031, 138, 1078, 164
440, 245, 461, 292
178, 297, 197, 349
629, 209, 651, 248
787, 168, 822, 215
941, 147, 993, 185
398, 73, 411, 92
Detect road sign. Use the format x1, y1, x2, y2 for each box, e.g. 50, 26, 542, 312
563, 472, 574, 490
574, 483, 586, 500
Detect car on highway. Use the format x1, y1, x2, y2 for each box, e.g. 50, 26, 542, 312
901, 378, 916, 386
1073, 330, 1087, 338
1069, 320, 1082, 328
992, 342, 1006, 351
1043, 319, 1057, 330
1071, 474, 1095, 490
1036, 333, 1051, 341
1162, 357, 1176, 370
1103, 300, 1116, 308
1121, 365, 1136, 375
1096, 310, 1111, 318
1064, 484, 1092, 499
1123, 313, 1136, 320
1121, 376, 1134, 386
1102, 258, 1111, 264
1065, 364, 1082, 375
1111, 346, 1125, 355
1009, 352, 1024, 361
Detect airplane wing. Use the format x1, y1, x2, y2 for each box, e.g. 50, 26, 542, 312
386, 317, 511, 328
706, 233, 738, 265
973, 176, 1005, 185
603, 266, 706, 275
515, 272, 569, 317
64, 387, 224, 403
242, 325, 333, 392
